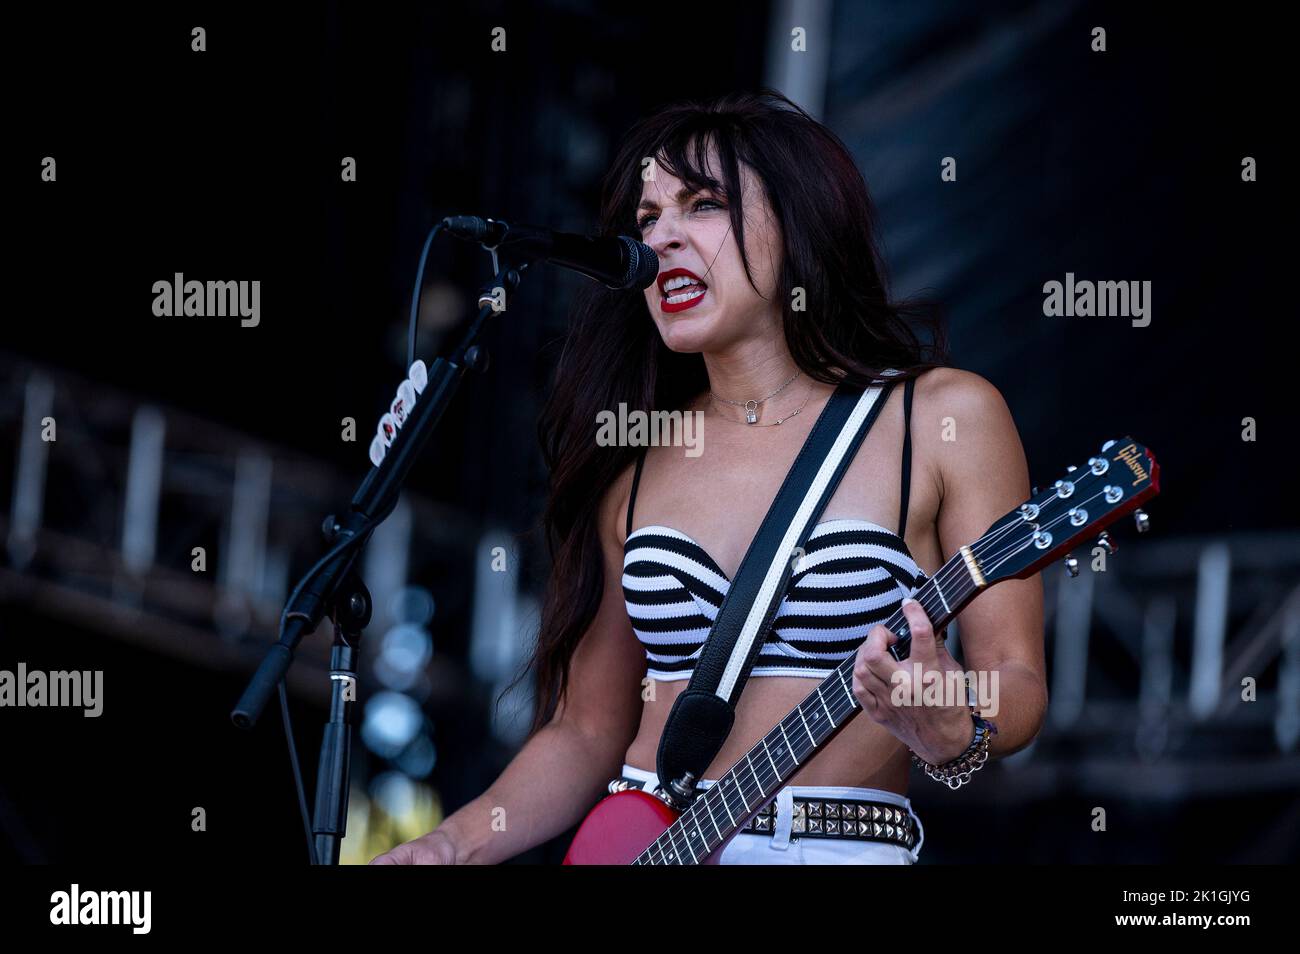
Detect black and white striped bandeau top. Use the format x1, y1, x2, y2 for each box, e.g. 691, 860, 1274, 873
623, 518, 926, 680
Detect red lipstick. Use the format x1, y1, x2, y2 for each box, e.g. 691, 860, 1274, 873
656, 267, 708, 314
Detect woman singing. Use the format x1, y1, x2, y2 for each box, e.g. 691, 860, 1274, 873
373, 89, 1046, 865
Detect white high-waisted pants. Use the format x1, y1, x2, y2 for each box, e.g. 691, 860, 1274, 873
618, 763, 924, 865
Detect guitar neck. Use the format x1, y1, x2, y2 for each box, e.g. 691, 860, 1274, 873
635, 549, 982, 865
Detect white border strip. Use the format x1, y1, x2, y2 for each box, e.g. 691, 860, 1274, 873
716, 385, 886, 700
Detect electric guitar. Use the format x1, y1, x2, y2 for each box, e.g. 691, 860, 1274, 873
564, 437, 1160, 864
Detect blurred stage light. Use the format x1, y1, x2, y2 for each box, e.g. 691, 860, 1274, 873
373, 622, 433, 691
396, 732, 438, 779
369, 770, 419, 819
361, 691, 424, 758
389, 585, 435, 626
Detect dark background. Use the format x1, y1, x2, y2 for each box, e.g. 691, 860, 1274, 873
3, 0, 1296, 864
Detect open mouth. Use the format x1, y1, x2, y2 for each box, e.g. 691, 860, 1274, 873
657, 268, 708, 312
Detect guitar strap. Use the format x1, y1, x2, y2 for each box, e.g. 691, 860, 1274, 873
655, 376, 899, 806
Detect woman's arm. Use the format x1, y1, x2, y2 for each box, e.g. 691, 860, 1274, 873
924, 368, 1047, 757
371, 470, 647, 863
852, 369, 1047, 764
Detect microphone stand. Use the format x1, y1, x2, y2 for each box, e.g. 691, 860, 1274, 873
231, 261, 524, 864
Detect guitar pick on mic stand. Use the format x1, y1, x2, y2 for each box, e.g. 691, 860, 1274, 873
230, 226, 525, 865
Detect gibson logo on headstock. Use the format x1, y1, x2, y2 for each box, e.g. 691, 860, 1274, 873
1113, 442, 1148, 487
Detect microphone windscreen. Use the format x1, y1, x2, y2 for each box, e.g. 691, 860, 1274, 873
620, 237, 659, 290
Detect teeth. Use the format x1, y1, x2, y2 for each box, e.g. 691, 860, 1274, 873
666, 288, 705, 305
663, 274, 703, 292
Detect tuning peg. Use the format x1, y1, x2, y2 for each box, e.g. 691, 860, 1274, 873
1066, 465, 1077, 474
1064, 553, 1079, 578
1101, 439, 1117, 452
1097, 531, 1116, 554
1031, 485, 1040, 496
1134, 509, 1150, 533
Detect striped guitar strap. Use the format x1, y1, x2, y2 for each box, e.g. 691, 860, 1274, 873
655, 375, 900, 807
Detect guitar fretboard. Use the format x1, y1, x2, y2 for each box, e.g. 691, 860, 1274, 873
634, 548, 981, 865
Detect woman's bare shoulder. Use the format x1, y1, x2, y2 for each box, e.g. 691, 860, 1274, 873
910, 367, 1025, 498
912, 366, 1010, 418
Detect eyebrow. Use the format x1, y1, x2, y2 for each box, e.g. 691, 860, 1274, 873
637, 186, 703, 214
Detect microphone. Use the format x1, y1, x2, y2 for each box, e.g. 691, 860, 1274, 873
442, 216, 659, 291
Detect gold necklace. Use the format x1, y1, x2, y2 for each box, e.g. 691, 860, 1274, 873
710, 383, 813, 427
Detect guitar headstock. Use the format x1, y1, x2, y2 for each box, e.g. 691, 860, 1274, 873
972, 437, 1160, 585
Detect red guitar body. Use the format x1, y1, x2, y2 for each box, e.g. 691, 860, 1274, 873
563, 790, 727, 865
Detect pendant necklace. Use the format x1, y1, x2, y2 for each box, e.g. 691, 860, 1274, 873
709, 370, 801, 425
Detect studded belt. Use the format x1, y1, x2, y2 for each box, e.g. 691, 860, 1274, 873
741, 797, 917, 849
610, 776, 918, 851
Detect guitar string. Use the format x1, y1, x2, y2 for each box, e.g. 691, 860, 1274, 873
639, 548, 978, 864
969, 487, 1109, 574
641, 510, 1050, 864
640, 512, 1032, 863
642, 479, 1127, 862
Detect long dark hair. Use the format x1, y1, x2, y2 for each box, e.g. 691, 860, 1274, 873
522, 89, 946, 733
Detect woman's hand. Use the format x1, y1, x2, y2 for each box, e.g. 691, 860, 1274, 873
852, 598, 976, 765
369, 828, 460, 865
